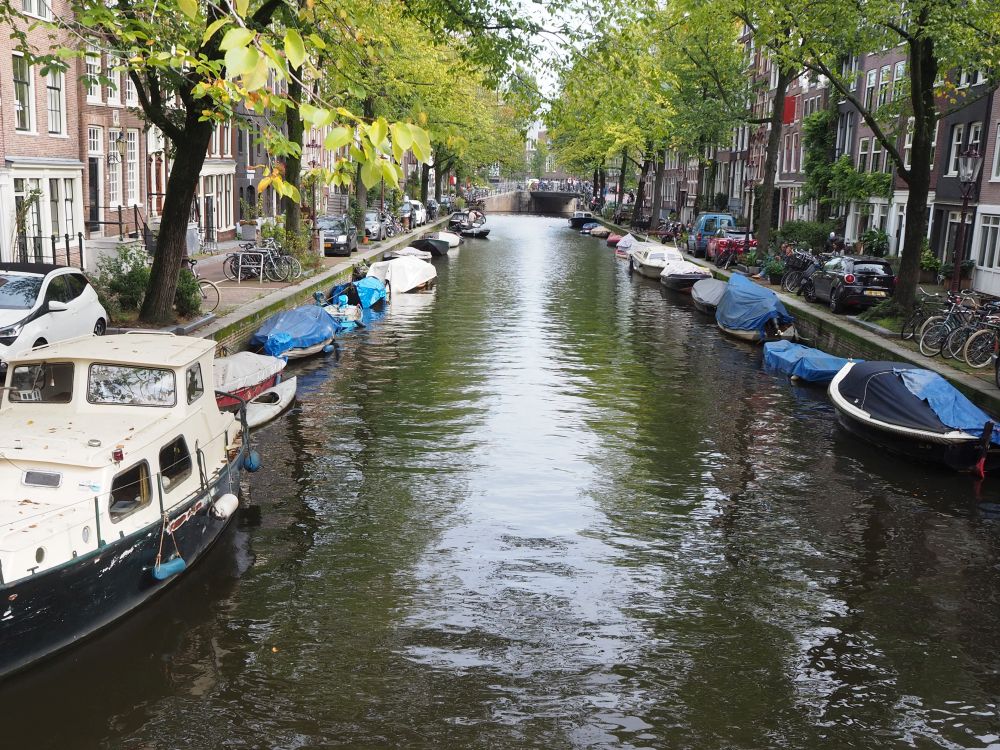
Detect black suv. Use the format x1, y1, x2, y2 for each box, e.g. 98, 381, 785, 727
805, 255, 895, 313
316, 215, 358, 257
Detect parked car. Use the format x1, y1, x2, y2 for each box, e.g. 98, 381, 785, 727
426, 199, 439, 220
316, 215, 358, 256
409, 200, 427, 226
399, 201, 412, 228
0, 264, 108, 375
804, 255, 895, 313
363, 209, 385, 241
687, 212, 737, 257
705, 228, 756, 262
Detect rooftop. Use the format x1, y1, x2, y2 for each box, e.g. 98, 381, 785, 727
7, 333, 215, 369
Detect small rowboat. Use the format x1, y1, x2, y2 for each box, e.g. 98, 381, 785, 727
245, 377, 297, 429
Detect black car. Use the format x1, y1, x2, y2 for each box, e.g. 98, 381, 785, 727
804, 255, 895, 313
317, 215, 358, 257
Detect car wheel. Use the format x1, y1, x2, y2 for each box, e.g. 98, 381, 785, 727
803, 281, 816, 302
829, 287, 843, 314
94, 318, 107, 335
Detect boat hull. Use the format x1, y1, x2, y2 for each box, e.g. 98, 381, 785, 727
717, 323, 796, 343
284, 337, 334, 359
0, 452, 245, 680
246, 377, 296, 429
692, 299, 717, 314
569, 216, 594, 229
460, 227, 490, 238
661, 273, 711, 292
216, 374, 279, 410
631, 261, 664, 279
410, 238, 450, 257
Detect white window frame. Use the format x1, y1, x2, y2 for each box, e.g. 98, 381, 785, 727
948, 123, 965, 176
125, 73, 137, 107
871, 140, 883, 173
877, 65, 891, 108
865, 69, 877, 110
969, 121, 983, 157
109, 128, 122, 206
12, 53, 34, 133
63, 178, 76, 236
46, 70, 64, 135
126, 128, 139, 205
903, 118, 914, 170
88, 126, 103, 155
978, 215, 1000, 269
858, 137, 870, 172
85, 48, 102, 103
892, 61, 906, 102
20, 0, 49, 20
993, 123, 1000, 180
106, 56, 121, 105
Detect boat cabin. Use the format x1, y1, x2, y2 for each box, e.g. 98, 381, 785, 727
0, 333, 240, 584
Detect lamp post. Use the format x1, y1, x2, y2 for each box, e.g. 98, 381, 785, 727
744, 176, 755, 258
950, 148, 983, 294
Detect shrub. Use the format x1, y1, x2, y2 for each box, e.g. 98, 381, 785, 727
762, 256, 785, 277
776, 220, 836, 252
173, 269, 201, 317
919, 244, 941, 272
860, 228, 890, 257
95, 242, 151, 316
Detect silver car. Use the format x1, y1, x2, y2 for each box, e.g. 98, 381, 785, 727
364, 210, 385, 241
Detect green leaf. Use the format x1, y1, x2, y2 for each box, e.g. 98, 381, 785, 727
202, 18, 229, 46
243, 53, 269, 91
389, 122, 413, 150
324, 126, 353, 151
284, 29, 306, 70
368, 117, 388, 150
178, 0, 198, 21
409, 124, 431, 163
380, 160, 399, 189
224, 46, 258, 78
308, 33, 326, 50
360, 160, 381, 189
220, 27, 255, 52
299, 103, 324, 127
235, 0, 249, 15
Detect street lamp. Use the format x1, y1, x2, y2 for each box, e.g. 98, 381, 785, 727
107, 133, 126, 165
950, 148, 983, 294
744, 176, 755, 257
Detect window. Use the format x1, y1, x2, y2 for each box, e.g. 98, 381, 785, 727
43, 275, 72, 304
865, 69, 877, 110
978, 214, 1000, 268
109, 129, 122, 205
13, 55, 32, 131
21, 0, 48, 18
106, 56, 120, 104
877, 65, 891, 108
930, 121, 939, 169
871, 140, 883, 173
46, 72, 63, 134
994, 123, 1000, 179
87, 364, 176, 406
948, 124, 965, 175
65, 273, 87, 299
858, 138, 870, 171
903, 117, 914, 170
892, 61, 906, 102
792, 133, 800, 172
49, 179, 60, 236
186, 363, 204, 403
223, 123, 231, 155
109, 461, 151, 521
126, 129, 139, 204
125, 74, 137, 106
843, 56, 859, 91
9, 363, 74, 404
63, 178, 75, 235
85, 48, 101, 102
158, 436, 192, 491
969, 121, 982, 157
783, 134, 791, 171
88, 126, 102, 155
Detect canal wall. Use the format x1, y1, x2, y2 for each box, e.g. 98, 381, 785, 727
596, 218, 1000, 415
199, 217, 451, 352
484, 190, 525, 213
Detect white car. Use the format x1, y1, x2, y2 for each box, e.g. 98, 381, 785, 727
0, 264, 108, 374
409, 200, 427, 226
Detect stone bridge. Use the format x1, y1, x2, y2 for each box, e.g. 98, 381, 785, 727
481, 190, 581, 214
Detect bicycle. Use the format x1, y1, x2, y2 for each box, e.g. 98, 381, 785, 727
780, 249, 815, 293
181, 258, 221, 314
917, 290, 980, 357
900, 286, 945, 341
962, 318, 1000, 368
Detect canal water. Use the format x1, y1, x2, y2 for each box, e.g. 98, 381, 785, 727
7, 215, 1000, 749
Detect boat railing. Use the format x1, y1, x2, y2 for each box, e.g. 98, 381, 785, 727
0, 422, 241, 585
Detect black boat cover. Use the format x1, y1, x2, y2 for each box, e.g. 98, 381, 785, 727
836, 360, 1000, 442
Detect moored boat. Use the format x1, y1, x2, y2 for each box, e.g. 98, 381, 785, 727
590, 226, 611, 239
249, 305, 338, 358
828, 360, 1000, 473
607, 233, 622, 247
691, 278, 727, 314
569, 210, 595, 229
429, 230, 462, 248
580, 221, 600, 234
384, 246, 432, 261
0, 333, 253, 679
763, 340, 857, 384
330, 277, 387, 310
715, 273, 796, 342
659, 247, 712, 292
409, 237, 450, 257
628, 242, 671, 279
366, 256, 437, 293
245, 377, 297, 429
214, 351, 286, 410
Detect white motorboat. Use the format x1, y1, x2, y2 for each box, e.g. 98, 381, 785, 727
367, 256, 438, 293
429, 231, 462, 248
0, 332, 254, 679
569, 210, 595, 229
245, 377, 297, 429
659, 247, 712, 292
385, 246, 433, 261
627, 242, 672, 279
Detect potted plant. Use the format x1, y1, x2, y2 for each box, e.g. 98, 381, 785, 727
940, 259, 976, 287
762, 256, 785, 285
738, 249, 761, 275
239, 197, 262, 241
919, 244, 941, 283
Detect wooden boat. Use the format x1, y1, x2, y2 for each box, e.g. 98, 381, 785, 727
245, 377, 297, 429
569, 210, 595, 229
0, 333, 252, 678
410, 237, 450, 257
715, 273, 797, 342
691, 278, 727, 314
628, 242, 671, 279
828, 360, 1000, 473
214, 351, 285, 410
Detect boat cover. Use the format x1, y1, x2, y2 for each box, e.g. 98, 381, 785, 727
582, 222, 599, 230
590, 226, 611, 238
431, 231, 461, 247
367, 256, 437, 293
392, 247, 432, 260
691, 278, 727, 308
661, 247, 710, 279
249, 305, 338, 357
835, 360, 1000, 442
214, 352, 285, 392
617, 233, 637, 252
330, 277, 387, 309
715, 273, 794, 335
763, 341, 854, 383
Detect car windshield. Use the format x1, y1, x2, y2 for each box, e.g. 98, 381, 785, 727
0, 274, 42, 309
364, 212, 378, 221
317, 218, 347, 231
854, 262, 892, 275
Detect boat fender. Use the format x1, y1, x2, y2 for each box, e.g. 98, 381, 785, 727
153, 556, 187, 580
212, 493, 240, 520
244, 449, 262, 472
323, 344, 335, 354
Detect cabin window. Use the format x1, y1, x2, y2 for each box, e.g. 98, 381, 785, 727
88, 364, 176, 407
186, 363, 204, 404
8, 362, 73, 403
109, 461, 151, 521
158, 436, 192, 492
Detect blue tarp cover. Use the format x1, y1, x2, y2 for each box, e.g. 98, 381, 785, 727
763, 341, 856, 383
249, 305, 338, 357
715, 273, 794, 335
330, 277, 387, 310
897, 368, 1000, 445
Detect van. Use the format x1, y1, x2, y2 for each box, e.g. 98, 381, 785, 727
686, 212, 736, 257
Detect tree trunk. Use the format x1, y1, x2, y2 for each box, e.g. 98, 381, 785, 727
894, 36, 938, 312
616, 149, 627, 206
139, 120, 213, 324
354, 162, 368, 232
650, 151, 665, 227
283, 73, 304, 237
757, 66, 796, 254
434, 168, 443, 201
693, 147, 706, 216
420, 162, 430, 204
632, 154, 652, 228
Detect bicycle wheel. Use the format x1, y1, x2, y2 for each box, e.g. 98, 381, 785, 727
265, 257, 291, 282
942, 324, 975, 360
900, 309, 925, 340
223, 254, 240, 281
964, 328, 996, 368
781, 270, 802, 293
198, 279, 221, 313
285, 256, 303, 279
919, 322, 951, 357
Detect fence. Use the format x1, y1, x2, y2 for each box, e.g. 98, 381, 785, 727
14, 233, 86, 268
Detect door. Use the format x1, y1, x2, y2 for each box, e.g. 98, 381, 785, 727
815, 258, 841, 300
88, 158, 101, 232
204, 195, 215, 243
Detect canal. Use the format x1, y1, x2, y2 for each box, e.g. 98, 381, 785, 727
7, 214, 1000, 749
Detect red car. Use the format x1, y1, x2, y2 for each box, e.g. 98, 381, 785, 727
705, 229, 756, 262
